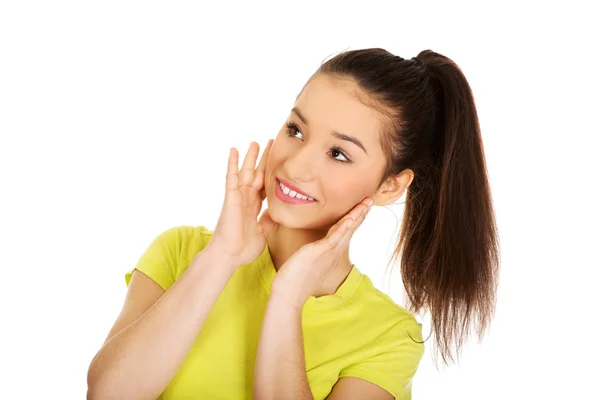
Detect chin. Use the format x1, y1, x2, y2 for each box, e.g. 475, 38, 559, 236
265, 197, 312, 229
267, 197, 335, 232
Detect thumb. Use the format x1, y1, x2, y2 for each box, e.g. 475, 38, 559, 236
258, 208, 277, 238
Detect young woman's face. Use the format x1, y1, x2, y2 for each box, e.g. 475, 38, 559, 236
265, 73, 389, 230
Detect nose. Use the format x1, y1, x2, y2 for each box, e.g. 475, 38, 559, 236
283, 143, 318, 183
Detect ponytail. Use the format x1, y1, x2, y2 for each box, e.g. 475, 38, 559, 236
397, 51, 500, 366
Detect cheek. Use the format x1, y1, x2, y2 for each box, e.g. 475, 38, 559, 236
324, 180, 348, 200
265, 146, 280, 177
264, 142, 286, 192
320, 178, 367, 220
265, 137, 295, 175
326, 177, 368, 202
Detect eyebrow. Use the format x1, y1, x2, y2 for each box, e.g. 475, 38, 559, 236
291, 107, 368, 155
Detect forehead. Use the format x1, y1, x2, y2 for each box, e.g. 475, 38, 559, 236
294, 74, 385, 146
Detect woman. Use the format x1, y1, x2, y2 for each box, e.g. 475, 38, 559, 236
87, 48, 499, 400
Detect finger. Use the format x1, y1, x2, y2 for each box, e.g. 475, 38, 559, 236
321, 217, 353, 251
239, 142, 260, 186
337, 202, 371, 251
325, 198, 372, 251
225, 147, 240, 192
252, 139, 273, 191
328, 199, 369, 233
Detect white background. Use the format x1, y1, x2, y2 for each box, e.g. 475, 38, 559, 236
1, 1, 598, 399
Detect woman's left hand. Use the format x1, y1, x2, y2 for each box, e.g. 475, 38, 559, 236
270, 197, 373, 309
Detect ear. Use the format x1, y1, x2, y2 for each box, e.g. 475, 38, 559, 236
371, 169, 414, 207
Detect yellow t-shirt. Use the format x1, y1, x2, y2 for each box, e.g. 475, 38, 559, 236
125, 225, 425, 400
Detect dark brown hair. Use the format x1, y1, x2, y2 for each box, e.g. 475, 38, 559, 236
316, 48, 500, 367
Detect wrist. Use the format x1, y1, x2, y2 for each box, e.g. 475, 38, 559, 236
195, 244, 239, 275
269, 282, 307, 311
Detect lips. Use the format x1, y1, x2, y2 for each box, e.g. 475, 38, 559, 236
276, 177, 315, 200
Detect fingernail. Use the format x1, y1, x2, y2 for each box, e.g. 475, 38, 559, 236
367, 199, 374, 207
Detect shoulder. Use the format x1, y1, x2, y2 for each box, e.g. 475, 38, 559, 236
337, 295, 425, 400
355, 274, 422, 329
158, 224, 213, 245
342, 273, 425, 358
125, 224, 216, 290
160, 224, 217, 272
154, 224, 215, 258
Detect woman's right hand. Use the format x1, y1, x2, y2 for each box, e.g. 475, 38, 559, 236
207, 140, 277, 272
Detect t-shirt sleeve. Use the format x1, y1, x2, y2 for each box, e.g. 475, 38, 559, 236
338, 319, 425, 400
124, 225, 188, 291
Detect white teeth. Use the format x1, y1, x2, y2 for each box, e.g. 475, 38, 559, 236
279, 181, 314, 201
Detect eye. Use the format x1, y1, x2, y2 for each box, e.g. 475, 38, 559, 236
329, 147, 350, 163
286, 122, 303, 140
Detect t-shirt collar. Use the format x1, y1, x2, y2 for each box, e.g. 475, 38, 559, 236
254, 242, 364, 312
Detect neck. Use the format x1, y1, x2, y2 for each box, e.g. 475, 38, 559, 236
266, 223, 353, 298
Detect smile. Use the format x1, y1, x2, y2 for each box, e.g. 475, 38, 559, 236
275, 178, 316, 204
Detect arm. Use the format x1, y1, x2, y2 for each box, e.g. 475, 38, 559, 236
253, 297, 395, 400
327, 377, 394, 399
253, 297, 313, 400
87, 246, 235, 400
